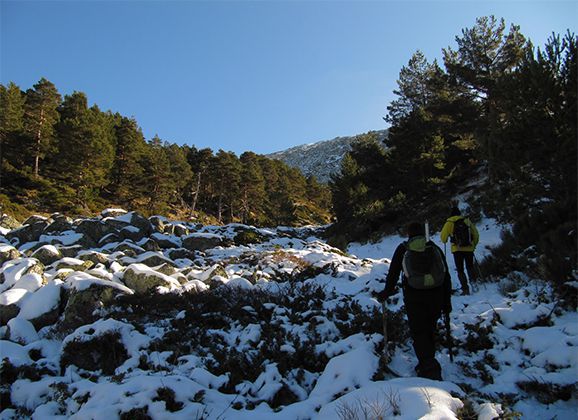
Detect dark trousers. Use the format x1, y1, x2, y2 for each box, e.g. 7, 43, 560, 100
404, 288, 443, 380
453, 251, 476, 292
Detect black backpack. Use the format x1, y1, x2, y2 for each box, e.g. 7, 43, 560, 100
402, 236, 446, 289
452, 218, 472, 247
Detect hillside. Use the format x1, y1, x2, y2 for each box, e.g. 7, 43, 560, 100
267, 130, 388, 183
0, 210, 576, 419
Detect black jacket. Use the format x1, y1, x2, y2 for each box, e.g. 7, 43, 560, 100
384, 237, 452, 313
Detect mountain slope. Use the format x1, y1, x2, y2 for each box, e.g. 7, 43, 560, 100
267, 129, 388, 182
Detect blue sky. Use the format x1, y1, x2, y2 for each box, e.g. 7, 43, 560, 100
1, 1, 576, 155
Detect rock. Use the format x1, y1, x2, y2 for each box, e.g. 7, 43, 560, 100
0, 214, 21, 230
0, 258, 45, 292
60, 322, 130, 375
44, 214, 73, 234
0, 245, 21, 266
77, 251, 109, 266
59, 245, 83, 258
31, 245, 63, 266
141, 238, 161, 252
166, 248, 194, 261
98, 233, 122, 246
113, 242, 145, 257
22, 215, 48, 226
155, 263, 177, 276
52, 258, 94, 272
0, 289, 30, 325
122, 263, 181, 294
0, 302, 20, 325
149, 216, 166, 233
75, 219, 116, 245
119, 226, 145, 242
173, 224, 190, 237
135, 252, 176, 268
16, 281, 64, 330
182, 233, 224, 252
125, 212, 153, 237
150, 233, 180, 249
100, 208, 128, 218
62, 280, 131, 329
200, 264, 229, 283
6, 318, 39, 345
5, 221, 48, 245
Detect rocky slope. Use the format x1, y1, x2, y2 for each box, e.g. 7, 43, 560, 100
267, 130, 388, 182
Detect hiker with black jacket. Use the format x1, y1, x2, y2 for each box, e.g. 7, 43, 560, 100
440, 207, 479, 295
378, 222, 452, 381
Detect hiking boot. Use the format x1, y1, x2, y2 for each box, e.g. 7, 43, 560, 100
415, 359, 442, 381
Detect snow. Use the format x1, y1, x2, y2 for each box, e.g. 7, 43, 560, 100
0, 216, 577, 419
17, 281, 62, 320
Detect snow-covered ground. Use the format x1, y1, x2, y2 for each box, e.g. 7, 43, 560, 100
0, 212, 576, 419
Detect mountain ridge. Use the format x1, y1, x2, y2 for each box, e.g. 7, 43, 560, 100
267, 129, 388, 182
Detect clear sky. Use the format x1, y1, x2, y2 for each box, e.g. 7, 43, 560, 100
1, 1, 576, 155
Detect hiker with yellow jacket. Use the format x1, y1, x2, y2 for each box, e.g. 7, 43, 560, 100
440, 207, 479, 295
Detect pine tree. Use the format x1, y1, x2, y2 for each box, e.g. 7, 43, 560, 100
0, 82, 25, 191
110, 116, 148, 205
23, 78, 61, 177
165, 143, 194, 209
53, 93, 116, 209
142, 136, 173, 214
443, 16, 528, 177
239, 152, 266, 225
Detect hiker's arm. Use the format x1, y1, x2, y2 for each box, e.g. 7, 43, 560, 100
470, 221, 480, 247
383, 243, 405, 298
440, 222, 451, 243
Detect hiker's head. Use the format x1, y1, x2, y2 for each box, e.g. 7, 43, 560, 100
406, 222, 425, 238
450, 206, 461, 216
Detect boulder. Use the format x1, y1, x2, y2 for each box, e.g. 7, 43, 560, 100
166, 248, 194, 261
31, 245, 63, 266
118, 226, 145, 242
134, 252, 176, 268
173, 224, 190, 237
182, 233, 224, 252
150, 233, 180, 249
0, 258, 45, 292
0, 289, 30, 325
59, 245, 83, 258
100, 208, 128, 218
75, 219, 116, 245
149, 216, 166, 233
60, 321, 130, 375
52, 257, 94, 272
122, 263, 181, 294
5, 221, 48, 245
77, 251, 109, 266
43, 214, 73, 234
98, 232, 122, 246
0, 214, 21, 230
22, 215, 48, 225
17, 281, 64, 330
0, 245, 21, 266
62, 277, 132, 329
141, 238, 161, 252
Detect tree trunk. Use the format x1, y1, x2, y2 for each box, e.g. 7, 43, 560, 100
33, 108, 45, 178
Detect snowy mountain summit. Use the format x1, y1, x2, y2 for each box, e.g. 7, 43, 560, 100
267, 129, 388, 182
0, 211, 576, 419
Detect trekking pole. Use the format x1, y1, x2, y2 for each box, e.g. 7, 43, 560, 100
444, 312, 454, 362
382, 300, 389, 357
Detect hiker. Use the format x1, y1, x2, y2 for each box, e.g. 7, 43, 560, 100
440, 207, 479, 295
378, 222, 452, 381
